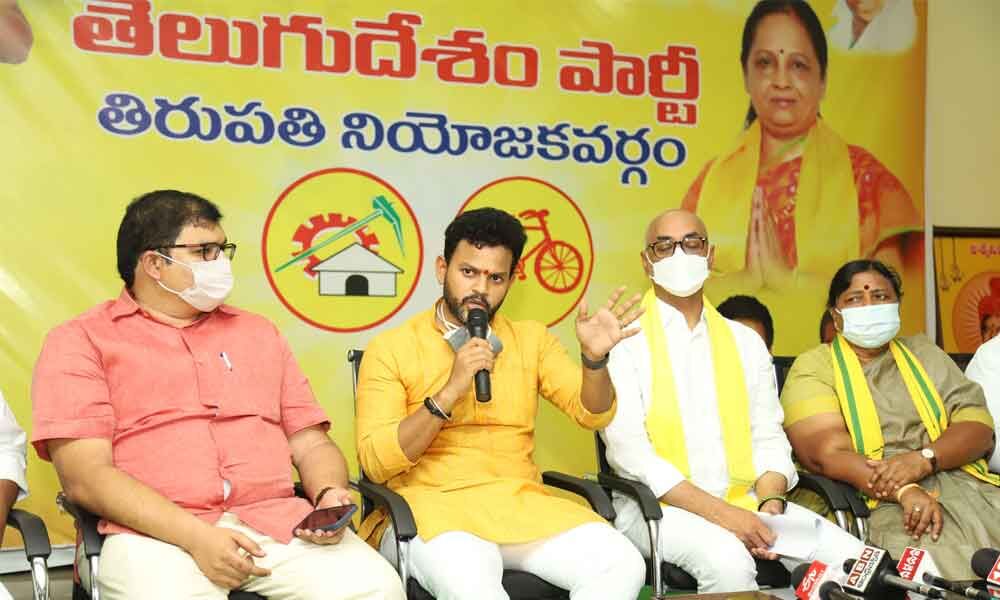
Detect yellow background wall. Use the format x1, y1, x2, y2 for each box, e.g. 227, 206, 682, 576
926, 0, 999, 229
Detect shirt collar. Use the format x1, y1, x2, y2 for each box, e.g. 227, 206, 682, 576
110, 288, 239, 321
656, 296, 707, 330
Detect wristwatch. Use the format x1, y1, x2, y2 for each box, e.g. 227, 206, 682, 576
920, 447, 938, 473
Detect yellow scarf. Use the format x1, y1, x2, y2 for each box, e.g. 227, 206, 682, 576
697, 119, 859, 277
830, 335, 1000, 507
641, 288, 757, 510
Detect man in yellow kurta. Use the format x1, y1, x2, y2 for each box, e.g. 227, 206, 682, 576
356, 207, 646, 600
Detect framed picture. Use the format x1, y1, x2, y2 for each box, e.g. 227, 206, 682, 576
933, 227, 1000, 354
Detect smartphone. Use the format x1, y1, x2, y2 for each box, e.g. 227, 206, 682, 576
293, 503, 358, 534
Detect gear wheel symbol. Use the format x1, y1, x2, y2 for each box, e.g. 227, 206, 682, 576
291, 213, 380, 277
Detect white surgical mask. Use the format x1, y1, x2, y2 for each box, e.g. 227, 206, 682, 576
156, 252, 234, 312
836, 303, 900, 348
646, 250, 709, 297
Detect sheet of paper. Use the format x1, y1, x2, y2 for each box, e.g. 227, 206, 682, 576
757, 510, 822, 561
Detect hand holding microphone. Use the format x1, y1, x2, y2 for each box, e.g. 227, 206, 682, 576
437, 315, 495, 411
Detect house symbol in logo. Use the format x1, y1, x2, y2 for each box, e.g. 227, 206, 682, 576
313, 243, 403, 297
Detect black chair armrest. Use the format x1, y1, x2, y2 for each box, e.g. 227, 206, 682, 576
57, 492, 104, 558
795, 471, 851, 512
353, 479, 418, 541
6, 508, 52, 560
837, 481, 871, 518
596, 472, 663, 521
541, 471, 615, 521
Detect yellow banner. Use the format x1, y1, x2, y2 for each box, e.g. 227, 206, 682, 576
0, 0, 926, 547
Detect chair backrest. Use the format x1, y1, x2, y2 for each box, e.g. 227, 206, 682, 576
949, 352, 974, 372
594, 432, 613, 476
773, 355, 795, 395
347, 349, 378, 520
348, 348, 364, 405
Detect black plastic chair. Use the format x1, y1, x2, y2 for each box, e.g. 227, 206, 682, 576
58, 493, 267, 600
348, 349, 616, 600
6, 507, 52, 600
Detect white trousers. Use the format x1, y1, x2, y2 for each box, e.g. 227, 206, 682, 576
614, 498, 865, 594
379, 521, 646, 600
81, 512, 405, 600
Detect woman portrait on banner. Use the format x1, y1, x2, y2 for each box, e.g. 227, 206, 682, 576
681, 0, 923, 353
780, 259, 1000, 580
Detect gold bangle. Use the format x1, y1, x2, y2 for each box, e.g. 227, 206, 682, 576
895, 482, 922, 503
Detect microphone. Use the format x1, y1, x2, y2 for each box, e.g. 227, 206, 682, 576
819, 581, 861, 600
972, 548, 1000, 587
922, 573, 993, 600
842, 545, 945, 599
792, 561, 854, 600
895, 547, 944, 600
466, 308, 491, 403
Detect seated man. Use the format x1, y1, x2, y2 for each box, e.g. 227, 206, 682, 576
356, 207, 645, 600
603, 209, 862, 594
718, 294, 774, 353
32, 190, 404, 600
0, 389, 28, 600
965, 334, 1000, 472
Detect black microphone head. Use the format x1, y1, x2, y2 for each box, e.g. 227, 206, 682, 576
466, 307, 488, 335
791, 563, 811, 589
819, 581, 845, 600
843, 558, 856, 574
972, 548, 1000, 579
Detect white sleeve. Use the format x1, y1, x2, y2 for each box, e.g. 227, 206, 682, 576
0, 391, 28, 501
965, 339, 1000, 472
603, 340, 685, 498
743, 332, 798, 491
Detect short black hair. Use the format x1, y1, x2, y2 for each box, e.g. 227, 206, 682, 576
117, 190, 223, 288
826, 259, 903, 308
741, 0, 828, 128
443, 208, 527, 276
718, 295, 775, 349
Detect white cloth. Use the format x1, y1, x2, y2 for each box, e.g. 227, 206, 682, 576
603, 298, 797, 499
379, 521, 645, 600
0, 390, 28, 501
964, 335, 1000, 472
829, 0, 917, 53
615, 498, 865, 594
82, 512, 405, 600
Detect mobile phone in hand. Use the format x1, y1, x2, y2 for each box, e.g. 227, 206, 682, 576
293, 503, 358, 535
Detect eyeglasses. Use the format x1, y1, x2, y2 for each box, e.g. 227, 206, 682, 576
153, 242, 237, 261
645, 235, 708, 260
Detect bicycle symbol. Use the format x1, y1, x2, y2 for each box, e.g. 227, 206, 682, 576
515, 209, 585, 294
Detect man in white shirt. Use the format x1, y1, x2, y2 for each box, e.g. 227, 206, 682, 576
0, 389, 29, 600
965, 335, 1000, 473
602, 209, 862, 593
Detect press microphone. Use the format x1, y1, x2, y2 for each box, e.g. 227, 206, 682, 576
972, 548, 1000, 586
466, 308, 491, 402
819, 581, 861, 600
792, 561, 855, 600
895, 547, 944, 600
921, 573, 993, 600
842, 545, 945, 599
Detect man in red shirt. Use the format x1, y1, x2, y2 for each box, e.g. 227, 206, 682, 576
32, 190, 404, 599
